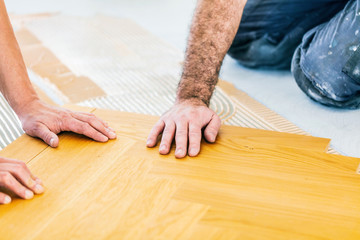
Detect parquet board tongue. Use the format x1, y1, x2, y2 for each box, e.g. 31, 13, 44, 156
0, 106, 359, 240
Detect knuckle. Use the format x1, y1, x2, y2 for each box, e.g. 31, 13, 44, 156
88, 118, 98, 127
189, 131, 200, 137
18, 161, 28, 171
0, 172, 12, 184
14, 164, 24, 173
178, 114, 189, 122
30, 122, 42, 132
156, 120, 164, 127
149, 129, 158, 137
59, 111, 70, 119
176, 129, 188, 136
189, 124, 202, 132
89, 114, 97, 121
13, 166, 28, 179
79, 123, 91, 133
163, 129, 173, 135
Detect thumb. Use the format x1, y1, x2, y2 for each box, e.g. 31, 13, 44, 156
33, 123, 59, 147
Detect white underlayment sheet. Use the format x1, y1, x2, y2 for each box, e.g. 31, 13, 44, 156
0, 15, 335, 154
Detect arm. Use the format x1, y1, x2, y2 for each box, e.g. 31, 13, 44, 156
147, 0, 246, 158
0, 0, 116, 203
0, 0, 116, 147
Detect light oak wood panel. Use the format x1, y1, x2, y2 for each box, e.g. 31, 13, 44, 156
0, 134, 137, 239
0, 106, 95, 163
91, 108, 331, 152
0, 107, 359, 239
0, 134, 48, 161
189, 225, 242, 240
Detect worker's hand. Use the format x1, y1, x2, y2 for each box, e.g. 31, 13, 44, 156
17, 100, 116, 147
146, 99, 221, 158
0, 157, 44, 204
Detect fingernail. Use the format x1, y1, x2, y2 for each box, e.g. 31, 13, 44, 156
50, 138, 55, 147
189, 148, 198, 156
105, 128, 116, 139
175, 149, 184, 157
34, 184, 44, 194
106, 127, 115, 134
159, 145, 166, 153
4, 196, 11, 204
25, 190, 34, 199
209, 134, 216, 142
110, 132, 117, 139
101, 135, 109, 142
146, 139, 153, 146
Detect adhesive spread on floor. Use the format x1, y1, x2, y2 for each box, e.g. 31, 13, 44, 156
0, 14, 339, 154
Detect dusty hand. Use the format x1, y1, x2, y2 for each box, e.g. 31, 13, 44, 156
0, 157, 44, 204
146, 99, 221, 158
17, 100, 116, 147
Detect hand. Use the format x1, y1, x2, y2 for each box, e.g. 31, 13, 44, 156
16, 100, 116, 147
146, 99, 221, 158
0, 157, 44, 204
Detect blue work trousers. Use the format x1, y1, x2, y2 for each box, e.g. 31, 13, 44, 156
228, 0, 360, 108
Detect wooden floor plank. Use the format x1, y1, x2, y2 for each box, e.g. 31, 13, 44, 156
0, 134, 136, 239
0, 107, 359, 239
90, 107, 331, 152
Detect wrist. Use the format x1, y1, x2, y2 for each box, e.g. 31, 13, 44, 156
175, 96, 208, 106
176, 76, 214, 107
11, 95, 41, 118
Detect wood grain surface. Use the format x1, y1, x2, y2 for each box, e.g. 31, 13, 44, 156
0, 106, 359, 240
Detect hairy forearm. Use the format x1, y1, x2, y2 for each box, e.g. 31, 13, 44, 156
0, 0, 38, 114
177, 0, 246, 106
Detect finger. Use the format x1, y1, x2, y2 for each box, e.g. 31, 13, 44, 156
188, 123, 202, 157
0, 158, 39, 182
78, 112, 109, 127
204, 114, 221, 143
147, 120, 165, 147
27, 123, 59, 147
65, 118, 109, 142
0, 192, 11, 204
174, 122, 188, 158
159, 121, 176, 155
0, 163, 44, 194
72, 113, 116, 140
0, 171, 34, 200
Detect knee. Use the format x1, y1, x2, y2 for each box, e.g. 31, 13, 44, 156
291, 45, 360, 109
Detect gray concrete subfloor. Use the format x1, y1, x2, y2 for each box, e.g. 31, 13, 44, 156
5, 0, 360, 157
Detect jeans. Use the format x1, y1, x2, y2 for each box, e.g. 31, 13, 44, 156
228, 0, 360, 108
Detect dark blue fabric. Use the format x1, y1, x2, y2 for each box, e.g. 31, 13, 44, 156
298, 0, 360, 106
228, 0, 348, 69
228, 0, 360, 108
